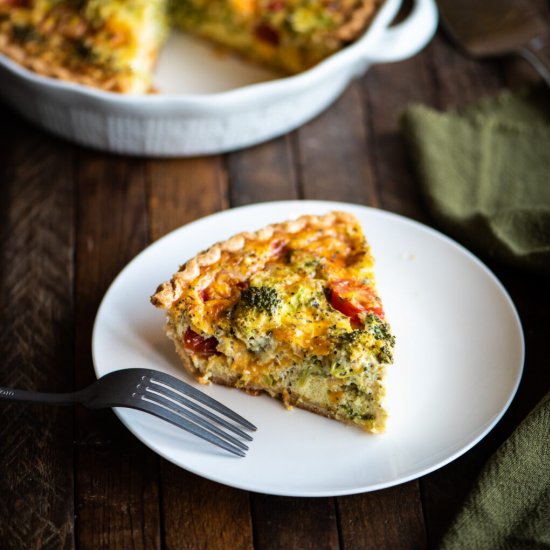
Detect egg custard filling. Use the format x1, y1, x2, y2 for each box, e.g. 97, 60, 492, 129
152, 211, 395, 432
0, 0, 381, 93
171, 0, 381, 74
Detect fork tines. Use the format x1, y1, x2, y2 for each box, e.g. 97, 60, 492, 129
133, 370, 256, 457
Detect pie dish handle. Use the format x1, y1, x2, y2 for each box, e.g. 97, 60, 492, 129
362, 0, 439, 64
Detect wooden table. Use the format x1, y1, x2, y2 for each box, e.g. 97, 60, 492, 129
0, 17, 548, 550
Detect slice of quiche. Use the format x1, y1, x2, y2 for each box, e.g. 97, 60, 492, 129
151, 211, 395, 432
0, 0, 169, 93
171, 0, 381, 73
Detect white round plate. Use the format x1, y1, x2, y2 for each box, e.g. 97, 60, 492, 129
92, 201, 524, 496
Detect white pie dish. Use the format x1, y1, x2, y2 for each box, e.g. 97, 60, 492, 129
0, 0, 437, 157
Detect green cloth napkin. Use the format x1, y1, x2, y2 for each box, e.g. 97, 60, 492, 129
402, 87, 550, 273
439, 392, 550, 550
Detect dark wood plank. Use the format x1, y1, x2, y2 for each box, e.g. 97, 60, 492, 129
505, 0, 550, 86
147, 157, 228, 239
160, 463, 253, 550
344, 43, 451, 550
407, 33, 511, 548
147, 157, 254, 550
417, 266, 550, 547
0, 15, 544, 550
418, 270, 550, 548
74, 150, 161, 550
359, 49, 435, 220
337, 484, 425, 550
296, 82, 378, 206
227, 137, 298, 205
361, 23, 548, 548
227, 140, 340, 550
359, 32, 548, 548
251, 496, 339, 550
293, 76, 427, 547
427, 34, 504, 110
0, 108, 75, 549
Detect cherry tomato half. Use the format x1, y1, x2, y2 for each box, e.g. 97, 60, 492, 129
328, 279, 385, 326
183, 328, 219, 358
254, 23, 280, 45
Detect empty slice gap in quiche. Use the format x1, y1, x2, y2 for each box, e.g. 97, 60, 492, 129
151, 211, 395, 433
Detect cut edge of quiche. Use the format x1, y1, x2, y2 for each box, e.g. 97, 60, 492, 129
172, 0, 382, 74
151, 211, 395, 433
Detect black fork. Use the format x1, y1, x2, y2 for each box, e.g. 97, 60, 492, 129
0, 369, 256, 457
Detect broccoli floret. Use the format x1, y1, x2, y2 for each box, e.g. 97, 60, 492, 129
287, 249, 323, 277
330, 324, 394, 379
231, 286, 281, 353
239, 286, 281, 315
12, 24, 41, 44
336, 330, 365, 355
364, 313, 394, 344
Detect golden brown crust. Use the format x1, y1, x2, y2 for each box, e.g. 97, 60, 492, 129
0, 1, 162, 94
0, 35, 139, 93
0, 44, 114, 91
151, 211, 358, 310
334, 0, 381, 43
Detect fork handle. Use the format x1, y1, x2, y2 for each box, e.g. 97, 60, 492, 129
0, 387, 87, 405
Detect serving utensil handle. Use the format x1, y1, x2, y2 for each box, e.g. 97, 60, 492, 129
517, 36, 550, 88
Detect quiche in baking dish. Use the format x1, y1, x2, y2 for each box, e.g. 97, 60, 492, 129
0, 0, 381, 93
152, 212, 395, 433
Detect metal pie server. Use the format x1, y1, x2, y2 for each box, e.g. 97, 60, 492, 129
437, 0, 550, 87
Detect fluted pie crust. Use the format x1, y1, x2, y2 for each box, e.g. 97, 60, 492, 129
152, 211, 395, 433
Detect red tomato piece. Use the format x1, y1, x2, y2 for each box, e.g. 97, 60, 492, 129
236, 280, 250, 291
183, 328, 219, 358
328, 279, 385, 325
199, 288, 210, 301
270, 239, 287, 258
267, 0, 285, 11
254, 23, 280, 45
